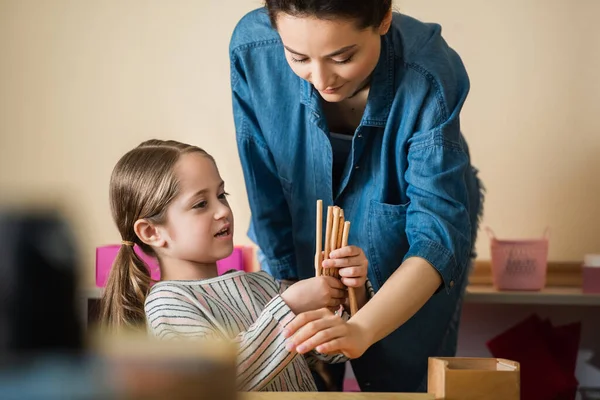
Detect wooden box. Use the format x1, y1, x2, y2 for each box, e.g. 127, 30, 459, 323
428, 357, 520, 400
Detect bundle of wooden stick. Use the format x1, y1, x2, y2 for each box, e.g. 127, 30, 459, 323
314, 200, 358, 316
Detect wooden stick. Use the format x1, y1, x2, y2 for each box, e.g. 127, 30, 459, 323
336, 214, 344, 251
326, 207, 340, 277
341, 221, 350, 248
323, 206, 333, 268
342, 221, 358, 316
330, 207, 340, 252
315, 200, 323, 277
329, 214, 344, 279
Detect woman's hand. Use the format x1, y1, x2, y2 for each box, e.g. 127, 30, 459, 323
281, 277, 347, 314
322, 245, 368, 289
283, 308, 371, 359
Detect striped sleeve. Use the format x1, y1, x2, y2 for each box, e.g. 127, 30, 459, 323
145, 285, 218, 339
305, 351, 348, 365
145, 281, 302, 392
366, 278, 376, 298
234, 295, 300, 391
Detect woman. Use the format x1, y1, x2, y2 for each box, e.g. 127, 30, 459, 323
229, 0, 483, 392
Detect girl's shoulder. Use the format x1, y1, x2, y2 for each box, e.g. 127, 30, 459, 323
241, 270, 282, 296
147, 270, 277, 292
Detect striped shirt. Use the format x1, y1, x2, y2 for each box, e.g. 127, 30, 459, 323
144, 270, 348, 392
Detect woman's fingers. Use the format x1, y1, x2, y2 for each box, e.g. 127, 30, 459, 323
285, 314, 345, 354
315, 337, 346, 354
329, 246, 361, 259
341, 277, 362, 288
322, 255, 363, 269
293, 324, 346, 354
283, 310, 339, 347
337, 266, 364, 278
282, 309, 331, 338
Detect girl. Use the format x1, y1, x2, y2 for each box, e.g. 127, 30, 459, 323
229, 0, 483, 392
100, 139, 371, 391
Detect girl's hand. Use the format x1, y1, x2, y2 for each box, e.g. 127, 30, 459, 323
281, 277, 347, 314
322, 245, 368, 288
283, 308, 371, 359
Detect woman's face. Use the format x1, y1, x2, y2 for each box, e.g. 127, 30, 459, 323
276, 13, 391, 103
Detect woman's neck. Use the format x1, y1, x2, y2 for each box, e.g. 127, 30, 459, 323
159, 257, 219, 281
322, 85, 370, 134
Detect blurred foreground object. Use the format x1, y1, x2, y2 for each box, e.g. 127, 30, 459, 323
0, 207, 110, 398
92, 330, 238, 400
0, 208, 82, 352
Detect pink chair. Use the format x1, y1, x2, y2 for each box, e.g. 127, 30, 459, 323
95, 245, 254, 287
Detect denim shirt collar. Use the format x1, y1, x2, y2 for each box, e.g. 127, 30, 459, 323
299, 34, 398, 128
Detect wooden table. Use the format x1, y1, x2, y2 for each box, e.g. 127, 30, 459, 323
242, 393, 434, 400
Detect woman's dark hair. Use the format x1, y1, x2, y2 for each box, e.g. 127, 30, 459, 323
265, 0, 392, 30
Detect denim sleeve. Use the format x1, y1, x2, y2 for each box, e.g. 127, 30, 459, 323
230, 52, 297, 279
403, 76, 472, 294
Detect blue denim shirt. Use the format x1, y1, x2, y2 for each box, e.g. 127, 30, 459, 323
230, 8, 483, 392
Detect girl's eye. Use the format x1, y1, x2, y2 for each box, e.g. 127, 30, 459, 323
193, 201, 207, 209
218, 192, 230, 200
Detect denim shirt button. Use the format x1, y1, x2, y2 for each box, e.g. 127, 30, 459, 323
449, 280, 455, 288
357, 133, 363, 138
355, 165, 360, 170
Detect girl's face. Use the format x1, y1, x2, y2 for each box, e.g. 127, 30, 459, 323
159, 153, 234, 266
276, 13, 391, 103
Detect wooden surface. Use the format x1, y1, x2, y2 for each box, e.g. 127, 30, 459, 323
469, 260, 582, 287
465, 284, 600, 306
241, 394, 434, 400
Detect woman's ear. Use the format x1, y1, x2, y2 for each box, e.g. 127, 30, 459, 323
134, 219, 166, 248
378, 9, 393, 35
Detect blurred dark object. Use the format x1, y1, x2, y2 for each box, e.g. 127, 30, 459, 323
487, 314, 581, 400
0, 209, 82, 355
0, 208, 113, 399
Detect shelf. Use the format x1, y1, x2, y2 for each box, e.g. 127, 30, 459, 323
465, 285, 600, 306
80, 285, 600, 307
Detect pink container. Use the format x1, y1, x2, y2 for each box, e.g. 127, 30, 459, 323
582, 254, 600, 294
95, 245, 253, 287
485, 227, 550, 291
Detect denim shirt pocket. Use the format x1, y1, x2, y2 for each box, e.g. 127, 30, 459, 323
367, 199, 410, 289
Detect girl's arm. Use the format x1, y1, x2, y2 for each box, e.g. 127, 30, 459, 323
145, 285, 300, 392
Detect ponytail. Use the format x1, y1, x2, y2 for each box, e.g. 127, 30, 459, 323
104, 139, 211, 331
100, 243, 152, 331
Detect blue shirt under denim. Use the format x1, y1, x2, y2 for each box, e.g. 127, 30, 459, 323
230, 8, 483, 392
